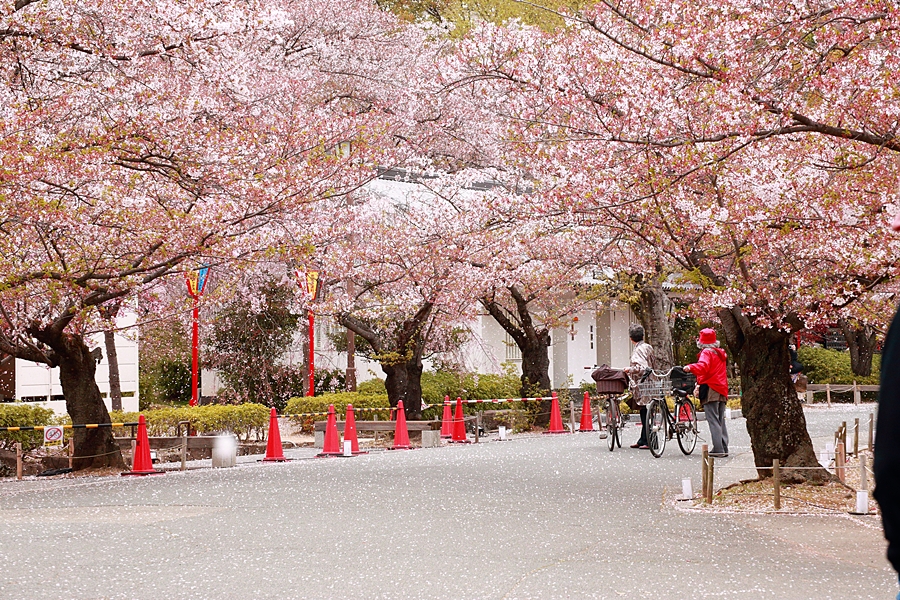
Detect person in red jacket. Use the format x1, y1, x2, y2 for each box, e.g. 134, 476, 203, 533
683, 328, 729, 457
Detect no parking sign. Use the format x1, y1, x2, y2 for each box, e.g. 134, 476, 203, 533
43, 426, 64, 447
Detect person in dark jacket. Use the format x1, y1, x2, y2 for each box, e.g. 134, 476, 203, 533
875, 209, 900, 596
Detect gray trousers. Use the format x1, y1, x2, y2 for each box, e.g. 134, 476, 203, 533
705, 401, 729, 454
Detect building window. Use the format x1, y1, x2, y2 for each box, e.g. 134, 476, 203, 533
505, 333, 522, 361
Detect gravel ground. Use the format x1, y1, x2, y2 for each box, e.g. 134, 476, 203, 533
0, 404, 892, 599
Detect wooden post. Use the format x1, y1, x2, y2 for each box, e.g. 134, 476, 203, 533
853, 381, 860, 406
706, 456, 715, 504
701, 445, 709, 501
806, 390, 814, 404
836, 441, 846, 483
841, 421, 847, 448
180, 434, 188, 471
130, 439, 136, 469
15, 442, 22, 481
773, 459, 781, 510
869, 413, 874, 453
853, 418, 859, 457
68, 438, 74, 470
569, 400, 576, 433
475, 412, 481, 444
826, 383, 831, 407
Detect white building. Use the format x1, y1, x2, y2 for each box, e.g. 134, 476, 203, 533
2, 312, 140, 415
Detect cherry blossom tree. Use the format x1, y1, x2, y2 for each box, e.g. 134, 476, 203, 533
309, 180, 482, 418
444, 1, 900, 480
0, 0, 431, 468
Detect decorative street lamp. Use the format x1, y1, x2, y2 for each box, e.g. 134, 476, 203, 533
185, 265, 210, 407
296, 270, 319, 396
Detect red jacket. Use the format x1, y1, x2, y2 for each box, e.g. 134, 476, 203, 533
686, 348, 729, 397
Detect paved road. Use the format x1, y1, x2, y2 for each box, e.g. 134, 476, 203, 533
0, 406, 891, 599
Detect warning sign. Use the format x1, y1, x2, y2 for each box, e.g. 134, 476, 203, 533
43, 426, 64, 447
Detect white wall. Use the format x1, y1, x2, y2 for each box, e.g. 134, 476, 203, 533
14, 311, 140, 416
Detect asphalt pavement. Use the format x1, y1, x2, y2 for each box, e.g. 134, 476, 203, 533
0, 405, 892, 599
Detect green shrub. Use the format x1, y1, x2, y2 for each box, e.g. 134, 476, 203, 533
797, 347, 880, 385
285, 392, 391, 432
108, 404, 270, 441
356, 378, 386, 395
0, 404, 57, 451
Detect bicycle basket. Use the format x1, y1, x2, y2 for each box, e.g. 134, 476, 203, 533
636, 374, 668, 399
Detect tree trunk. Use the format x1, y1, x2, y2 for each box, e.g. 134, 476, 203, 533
637, 280, 674, 370
520, 334, 552, 397
719, 309, 831, 483
839, 319, 877, 377
380, 351, 424, 420
103, 329, 122, 412
481, 290, 552, 425
57, 334, 126, 470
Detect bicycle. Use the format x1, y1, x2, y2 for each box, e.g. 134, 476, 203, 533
589, 365, 630, 452
600, 392, 629, 451
638, 368, 699, 457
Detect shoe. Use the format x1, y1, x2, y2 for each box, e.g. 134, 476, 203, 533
638, 445, 649, 450
630, 443, 641, 448
709, 452, 728, 458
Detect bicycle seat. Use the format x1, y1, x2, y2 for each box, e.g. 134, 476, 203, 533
673, 388, 688, 398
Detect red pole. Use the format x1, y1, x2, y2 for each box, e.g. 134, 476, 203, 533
190, 298, 199, 406
307, 310, 315, 396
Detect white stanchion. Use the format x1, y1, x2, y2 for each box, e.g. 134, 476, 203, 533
856, 491, 869, 514
343, 440, 352, 457
682, 478, 693, 500
498, 426, 507, 441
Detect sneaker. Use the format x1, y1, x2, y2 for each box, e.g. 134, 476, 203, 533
709, 452, 728, 458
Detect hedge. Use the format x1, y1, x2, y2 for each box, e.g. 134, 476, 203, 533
285, 392, 390, 432
0, 404, 57, 451
797, 347, 880, 385
109, 404, 270, 441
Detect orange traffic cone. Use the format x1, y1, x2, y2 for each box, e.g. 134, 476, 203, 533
545, 391, 566, 434
318, 404, 342, 457
440, 396, 452, 438
451, 397, 468, 443
122, 414, 163, 476
344, 404, 365, 455
578, 391, 593, 432
391, 400, 411, 450
262, 407, 289, 462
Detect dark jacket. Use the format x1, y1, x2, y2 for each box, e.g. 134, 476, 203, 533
875, 305, 900, 574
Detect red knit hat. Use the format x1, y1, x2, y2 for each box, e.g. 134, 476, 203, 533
698, 328, 717, 345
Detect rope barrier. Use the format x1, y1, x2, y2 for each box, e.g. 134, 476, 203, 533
0, 422, 138, 432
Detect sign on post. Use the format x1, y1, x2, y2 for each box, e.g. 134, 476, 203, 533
43, 426, 64, 447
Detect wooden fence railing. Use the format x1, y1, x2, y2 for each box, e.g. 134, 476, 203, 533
804, 383, 878, 406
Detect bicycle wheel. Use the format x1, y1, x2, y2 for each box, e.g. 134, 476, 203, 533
647, 400, 667, 458
675, 400, 698, 455
615, 412, 622, 448
606, 400, 617, 451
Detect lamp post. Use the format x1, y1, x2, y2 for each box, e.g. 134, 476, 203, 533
185, 265, 210, 407
296, 270, 319, 396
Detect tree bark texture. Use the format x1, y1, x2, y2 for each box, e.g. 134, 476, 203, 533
718, 308, 831, 483
103, 329, 122, 412
339, 302, 432, 420
839, 319, 877, 378
481, 287, 552, 425
635, 280, 674, 370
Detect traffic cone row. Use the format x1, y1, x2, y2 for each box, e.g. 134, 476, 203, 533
259, 390, 586, 459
